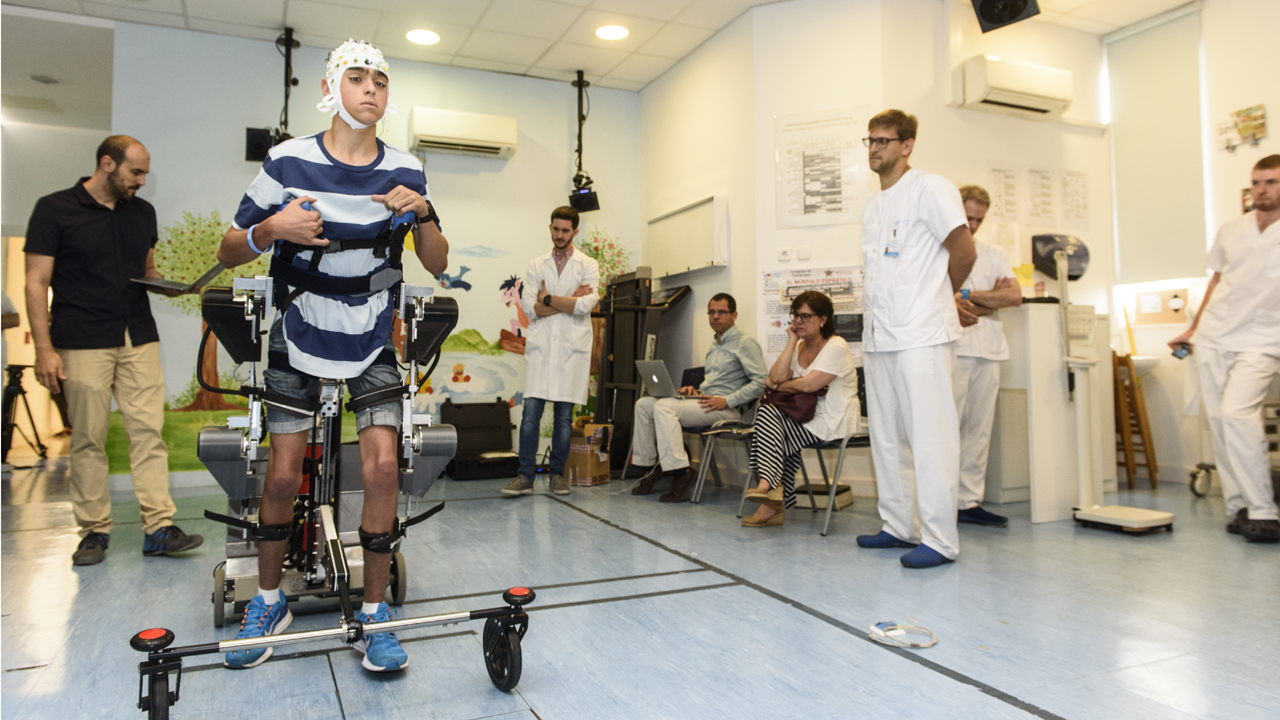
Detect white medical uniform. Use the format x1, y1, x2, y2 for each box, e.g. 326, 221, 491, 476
519, 249, 599, 405
1194, 211, 1280, 521
953, 242, 1014, 510
861, 168, 968, 558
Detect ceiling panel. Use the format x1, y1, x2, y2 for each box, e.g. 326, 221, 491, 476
459, 30, 554, 66
604, 53, 676, 83
560, 9, 664, 53
382, 0, 487, 27
479, 0, 584, 41
533, 42, 627, 76
90, 0, 183, 13
80, 1, 184, 28
451, 56, 532, 75
285, 1, 381, 42
674, 0, 760, 30
1038, 0, 1193, 35
186, 0, 284, 29
187, 17, 285, 43
1048, 14, 1119, 34
0, 12, 114, 130
638, 23, 714, 59
590, 0, 694, 23
374, 15, 471, 55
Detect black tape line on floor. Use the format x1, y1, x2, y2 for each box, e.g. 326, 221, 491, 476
180, 629, 476, 674
400, 567, 712, 607
525, 582, 738, 613
547, 496, 1068, 720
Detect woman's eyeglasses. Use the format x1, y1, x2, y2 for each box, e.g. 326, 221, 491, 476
790, 312, 817, 322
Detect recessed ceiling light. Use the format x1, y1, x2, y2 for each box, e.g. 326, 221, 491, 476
406, 29, 441, 45
29, 74, 61, 85
596, 25, 629, 41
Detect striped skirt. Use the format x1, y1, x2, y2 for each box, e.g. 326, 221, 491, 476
748, 403, 821, 509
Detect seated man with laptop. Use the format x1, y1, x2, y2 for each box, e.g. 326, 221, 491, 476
629, 293, 767, 502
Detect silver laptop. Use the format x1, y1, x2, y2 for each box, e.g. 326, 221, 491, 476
635, 360, 682, 399
131, 262, 224, 293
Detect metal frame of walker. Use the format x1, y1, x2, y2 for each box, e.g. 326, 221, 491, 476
128, 275, 535, 719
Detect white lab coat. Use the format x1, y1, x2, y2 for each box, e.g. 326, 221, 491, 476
520, 249, 600, 405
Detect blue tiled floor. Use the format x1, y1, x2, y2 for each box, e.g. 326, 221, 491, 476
2, 459, 1278, 719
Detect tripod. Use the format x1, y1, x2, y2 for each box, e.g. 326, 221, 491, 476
3, 365, 48, 462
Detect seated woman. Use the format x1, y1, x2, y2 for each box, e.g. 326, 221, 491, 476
743, 290, 858, 527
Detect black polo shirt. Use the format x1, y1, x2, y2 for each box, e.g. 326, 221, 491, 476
23, 178, 160, 349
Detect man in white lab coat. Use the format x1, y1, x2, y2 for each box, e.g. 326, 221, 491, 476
503, 206, 600, 497
855, 109, 977, 568
952, 185, 1022, 529
1168, 154, 1280, 543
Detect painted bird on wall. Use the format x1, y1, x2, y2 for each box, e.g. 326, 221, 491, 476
439, 265, 472, 291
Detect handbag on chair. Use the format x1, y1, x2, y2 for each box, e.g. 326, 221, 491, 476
761, 386, 827, 425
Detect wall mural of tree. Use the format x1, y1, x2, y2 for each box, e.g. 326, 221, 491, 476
153, 210, 270, 411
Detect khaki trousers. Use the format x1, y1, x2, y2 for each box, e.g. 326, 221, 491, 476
58, 338, 174, 536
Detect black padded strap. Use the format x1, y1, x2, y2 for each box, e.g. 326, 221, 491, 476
346, 382, 408, 414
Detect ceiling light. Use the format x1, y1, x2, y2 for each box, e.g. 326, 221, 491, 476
29, 74, 61, 85
406, 29, 440, 45
596, 25, 629, 41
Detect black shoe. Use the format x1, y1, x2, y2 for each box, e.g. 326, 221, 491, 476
1227, 508, 1249, 535
72, 532, 109, 566
958, 505, 1008, 527
632, 465, 664, 495
143, 525, 204, 556
659, 467, 697, 503
1241, 519, 1280, 543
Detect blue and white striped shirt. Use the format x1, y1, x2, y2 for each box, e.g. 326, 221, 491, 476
233, 133, 431, 379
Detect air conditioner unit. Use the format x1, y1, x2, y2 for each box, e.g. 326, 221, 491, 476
411, 107, 517, 159
961, 55, 1072, 118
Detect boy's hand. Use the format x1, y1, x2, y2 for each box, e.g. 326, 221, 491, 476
372, 187, 430, 218
272, 196, 328, 247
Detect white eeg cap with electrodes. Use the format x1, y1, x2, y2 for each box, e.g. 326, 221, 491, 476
317, 39, 399, 130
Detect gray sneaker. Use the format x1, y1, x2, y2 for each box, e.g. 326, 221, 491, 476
550, 475, 571, 495
72, 532, 109, 566
501, 476, 535, 496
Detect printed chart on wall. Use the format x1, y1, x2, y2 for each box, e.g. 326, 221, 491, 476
983, 162, 1091, 262
760, 267, 864, 369
774, 108, 873, 229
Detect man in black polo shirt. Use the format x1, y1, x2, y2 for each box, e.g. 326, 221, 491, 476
24, 135, 202, 566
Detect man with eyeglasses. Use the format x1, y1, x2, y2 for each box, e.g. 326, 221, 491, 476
855, 109, 977, 569
628, 293, 767, 502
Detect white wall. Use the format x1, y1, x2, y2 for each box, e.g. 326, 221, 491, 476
1, 124, 108, 237
109, 21, 642, 405
640, 11, 755, 376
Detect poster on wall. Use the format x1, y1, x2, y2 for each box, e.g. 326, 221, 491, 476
1061, 170, 1090, 230
988, 164, 1020, 221
773, 108, 872, 229
759, 266, 863, 368
1027, 168, 1056, 226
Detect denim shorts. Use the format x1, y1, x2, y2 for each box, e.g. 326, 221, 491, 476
264, 319, 403, 436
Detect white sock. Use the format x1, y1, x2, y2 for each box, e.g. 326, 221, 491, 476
258, 587, 281, 605
361, 601, 382, 616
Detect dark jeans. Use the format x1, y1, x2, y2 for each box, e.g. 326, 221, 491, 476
517, 397, 573, 480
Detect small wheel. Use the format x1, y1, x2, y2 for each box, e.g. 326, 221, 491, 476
483, 618, 522, 691
148, 671, 170, 720
1189, 469, 1211, 498
212, 563, 227, 628
389, 552, 407, 607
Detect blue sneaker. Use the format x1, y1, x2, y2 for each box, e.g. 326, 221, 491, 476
223, 594, 292, 669
354, 603, 408, 672
958, 506, 1009, 527
856, 531, 919, 549
900, 545, 954, 569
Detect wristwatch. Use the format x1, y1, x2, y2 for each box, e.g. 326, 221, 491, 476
542, 294, 552, 307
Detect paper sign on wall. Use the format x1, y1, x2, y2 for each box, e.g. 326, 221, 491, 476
774, 108, 872, 229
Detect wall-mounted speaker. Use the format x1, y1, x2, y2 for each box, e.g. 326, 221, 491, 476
970, 0, 1041, 33
245, 127, 272, 162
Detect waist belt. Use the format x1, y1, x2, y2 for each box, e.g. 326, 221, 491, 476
270, 220, 413, 310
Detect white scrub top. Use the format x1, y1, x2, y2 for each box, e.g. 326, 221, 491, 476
860, 168, 969, 353
520, 248, 600, 405
954, 242, 1014, 361
790, 336, 859, 442
1196, 211, 1280, 356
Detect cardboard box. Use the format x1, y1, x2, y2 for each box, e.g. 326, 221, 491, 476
566, 422, 612, 486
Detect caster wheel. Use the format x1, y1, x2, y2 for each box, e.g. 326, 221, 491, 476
1189, 469, 1211, 497
212, 563, 227, 628
147, 671, 169, 720
389, 552, 407, 607
483, 617, 522, 691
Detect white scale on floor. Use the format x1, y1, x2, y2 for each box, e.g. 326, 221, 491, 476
1053, 251, 1176, 533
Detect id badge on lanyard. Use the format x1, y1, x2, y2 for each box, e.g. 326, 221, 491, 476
884, 220, 901, 257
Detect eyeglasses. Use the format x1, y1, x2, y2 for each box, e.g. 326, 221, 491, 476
707, 309, 733, 317
790, 312, 818, 322
862, 137, 901, 149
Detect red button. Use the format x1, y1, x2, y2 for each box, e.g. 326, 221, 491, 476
509, 587, 530, 595
139, 628, 166, 640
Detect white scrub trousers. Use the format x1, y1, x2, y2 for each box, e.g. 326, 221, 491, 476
865, 343, 961, 558
952, 355, 1001, 510
1196, 346, 1280, 521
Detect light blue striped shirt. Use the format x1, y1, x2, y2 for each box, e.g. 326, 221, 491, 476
700, 325, 767, 408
